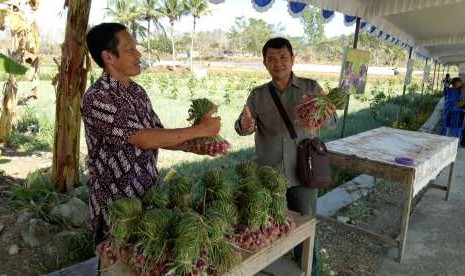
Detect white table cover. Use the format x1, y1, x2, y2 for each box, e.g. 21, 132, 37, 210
326, 127, 458, 196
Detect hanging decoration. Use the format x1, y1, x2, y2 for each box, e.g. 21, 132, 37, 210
250, 0, 274, 12
343, 14, 357, 26
360, 21, 367, 30
321, 9, 335, 23
287, 1, 307, 17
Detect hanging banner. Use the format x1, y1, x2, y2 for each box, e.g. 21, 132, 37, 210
339, 48, 370, 94
405, 59, 413, 85
422, 64, 430, 84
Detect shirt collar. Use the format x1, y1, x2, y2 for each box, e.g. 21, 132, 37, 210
290, 72, 302, 89
271, 72, 301, 91
101, 72, 133, 93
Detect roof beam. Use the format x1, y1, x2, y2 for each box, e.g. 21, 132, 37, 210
417, 34, 465, 47
428, 48, 465, 58
368, 0, 465, 17
438, 54, 465, 64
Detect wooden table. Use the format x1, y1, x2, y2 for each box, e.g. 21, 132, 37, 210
321, 127, 458, 262
101, 212, 316, 276
227, 212, 316, 276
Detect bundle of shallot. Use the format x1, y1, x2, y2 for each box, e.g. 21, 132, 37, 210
294, 87, 346, 129
185, 98, 230, 156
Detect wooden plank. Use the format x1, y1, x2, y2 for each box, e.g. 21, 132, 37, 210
316, 215, 398, 248
445, 162, 455, 200
227, 213, 315, 276
300, 232, 315, 276
327, 151, 414, 183
100, 212, 316, 276
428, 184, 448, 191
397, 174, 415, 263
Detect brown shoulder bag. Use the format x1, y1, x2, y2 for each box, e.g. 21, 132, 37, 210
268, 83, 332, 189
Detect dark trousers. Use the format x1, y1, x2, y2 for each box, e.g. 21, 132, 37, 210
287, 186, 320, 276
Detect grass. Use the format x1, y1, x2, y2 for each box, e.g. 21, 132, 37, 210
38, 230, 95, 274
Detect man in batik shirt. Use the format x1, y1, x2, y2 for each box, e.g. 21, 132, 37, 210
82, 23, 221, 244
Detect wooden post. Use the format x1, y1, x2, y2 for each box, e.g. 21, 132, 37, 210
435, 63, 441, 92
445, 162, 455, 201
397, 172, 415, 263
52, 0, 92, 193
398, 46, 413, 124
441, 64, 446, 90
431, 60, 437, 94
340, 17, 361, 138
420, 58, 428, 103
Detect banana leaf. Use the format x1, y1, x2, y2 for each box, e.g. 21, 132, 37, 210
0, 53, 28, 75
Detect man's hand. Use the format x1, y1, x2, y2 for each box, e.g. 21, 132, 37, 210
240, 105, 255, 132
196, 106, 221, 137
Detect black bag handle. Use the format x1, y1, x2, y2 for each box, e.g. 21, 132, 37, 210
268, 83, 297, 139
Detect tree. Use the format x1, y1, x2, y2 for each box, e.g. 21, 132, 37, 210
158, 0, 187, 69
242, 18, 274, 56
106, 0, 145, 42
300, 6, 324, 44
138, 0, 165, 65
183, 0, 209, 71
0, 1, 40, 144
52, 0, 92, 193
227, 16, 247, 54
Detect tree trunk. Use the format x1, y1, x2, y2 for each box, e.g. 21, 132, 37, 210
0, 75, 18, 144
190, 16, 196, 72
170, 21, 176, 70
147, 19, 151, 66
52, 0, 92, 193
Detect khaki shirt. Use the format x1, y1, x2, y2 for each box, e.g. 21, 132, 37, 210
235, 73, 323, 187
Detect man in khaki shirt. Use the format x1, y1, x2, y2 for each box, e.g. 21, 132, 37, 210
235, 37, 334, 276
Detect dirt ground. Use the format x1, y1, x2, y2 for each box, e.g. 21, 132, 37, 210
317, 180, 408, 276
0, 174, 48, 276
0, 146, 420, 276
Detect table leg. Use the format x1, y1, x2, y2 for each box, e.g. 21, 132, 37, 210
301, 232, 315, 276
445, 162, 455, 201
397, 175, 414, 263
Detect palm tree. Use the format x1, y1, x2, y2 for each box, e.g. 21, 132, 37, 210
158, 0, 187, 69
106, 0, 145, 41
138, 0, 165, 66
183, 0, 209, 71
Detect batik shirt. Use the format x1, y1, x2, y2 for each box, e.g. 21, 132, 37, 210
81, 72, 163, 242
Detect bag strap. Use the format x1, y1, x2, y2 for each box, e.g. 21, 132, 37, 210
268, 82, 297, 139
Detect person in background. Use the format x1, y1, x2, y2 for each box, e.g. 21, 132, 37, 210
450, 77, 465, 146
82, 22, 221, 245
235, 37, 336, 276
443, 73, 452, 89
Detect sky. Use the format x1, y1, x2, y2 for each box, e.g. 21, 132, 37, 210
31, 0, 354, 42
